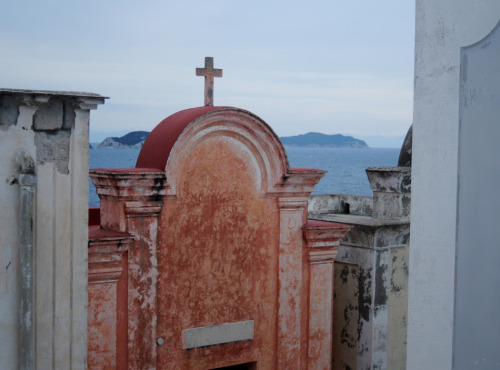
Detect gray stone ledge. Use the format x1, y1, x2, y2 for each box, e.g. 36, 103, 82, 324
0, 87, 108, 99
309, 212, 410, 227
308, 193, 373, 216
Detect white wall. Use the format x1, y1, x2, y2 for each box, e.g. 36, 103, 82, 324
0, 90, 105, 369
408, 2, 500, 369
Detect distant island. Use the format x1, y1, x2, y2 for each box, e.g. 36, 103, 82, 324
95, 131, 368, 149
98, 131, 149, 148
280, 132, 368, 148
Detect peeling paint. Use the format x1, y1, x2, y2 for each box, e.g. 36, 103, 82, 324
30, 98, 77, 175
6, 176, 18, 185
358, 267, 372, 325
1, 88, 105, 369
88, 107, 345, 369
317, 166, 411, 369
34, 130, 71, 174
156, 138, 280, 369
374, 252, 388, 313
0, 95, 19, 131
333, 262, 359, 369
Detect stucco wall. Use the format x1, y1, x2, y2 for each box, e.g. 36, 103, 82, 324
0, 89, 104, 369
408, 2, 500, 369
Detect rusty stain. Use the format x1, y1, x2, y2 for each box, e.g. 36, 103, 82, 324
156, 139, 279, 369
87, 237, 130, 370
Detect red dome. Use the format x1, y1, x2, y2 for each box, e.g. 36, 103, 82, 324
135, 106, 231, 170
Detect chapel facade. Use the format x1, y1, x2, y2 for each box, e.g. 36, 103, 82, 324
88, 105, 350, 369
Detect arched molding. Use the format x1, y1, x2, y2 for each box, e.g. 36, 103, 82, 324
163, 108, 290, 197
462, 17, 500, 49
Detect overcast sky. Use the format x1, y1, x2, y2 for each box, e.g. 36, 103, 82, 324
1, 1, 415, 140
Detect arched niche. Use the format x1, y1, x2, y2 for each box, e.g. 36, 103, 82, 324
136, 106, 290, 197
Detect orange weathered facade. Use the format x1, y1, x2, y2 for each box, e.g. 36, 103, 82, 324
88, 106, 349, 369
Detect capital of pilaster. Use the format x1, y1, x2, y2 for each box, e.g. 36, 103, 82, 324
303, 220, 351, 263
271, 168, 326, 197
75, 96, 107, 110
90, 168, 167, 216
90, 169, 166, 200
278, 197, 309, 210
88, 232, 133, 283
366, 167, 411, 219
309, 248, 338, 263
124, 200, 163, 217
366, 167, 411, 194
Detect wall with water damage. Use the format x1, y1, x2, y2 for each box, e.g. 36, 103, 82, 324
309, 167, 410, 370
0, 89, 105, 369
89, 106, 350, 369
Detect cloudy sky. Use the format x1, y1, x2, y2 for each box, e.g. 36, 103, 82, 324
1, 1, 415, 143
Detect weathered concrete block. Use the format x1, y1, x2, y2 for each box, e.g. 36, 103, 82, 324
34, 130, 71, 174
32, 97, 75, 131
309, 193, 373, 216
372, 192, 411, 219
367, 167, 411, 220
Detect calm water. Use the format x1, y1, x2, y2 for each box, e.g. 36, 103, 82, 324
89, 146, 399, 207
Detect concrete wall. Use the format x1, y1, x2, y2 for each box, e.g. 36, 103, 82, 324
332, 224, 409, 370
0, 89, 104, 369
309, 193, 373, 216
309, 167, 410, 369
408, 2, 500, 369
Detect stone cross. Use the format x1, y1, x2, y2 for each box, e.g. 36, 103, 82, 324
196, 57, 223, 106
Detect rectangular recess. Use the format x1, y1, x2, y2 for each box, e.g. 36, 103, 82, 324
184, 320, 254, 349
210, 362, 257, 370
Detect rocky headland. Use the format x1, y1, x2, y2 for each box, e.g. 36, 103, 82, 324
98, 131, 149, 148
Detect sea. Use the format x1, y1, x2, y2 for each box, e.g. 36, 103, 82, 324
89, 146, 400, 207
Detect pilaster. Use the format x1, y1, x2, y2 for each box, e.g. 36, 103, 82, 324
277, 196, 309, 369
275, 167, 333, 369
303, 220, 350, 370
90, 168, 166, 370
88, 231, 132, 369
